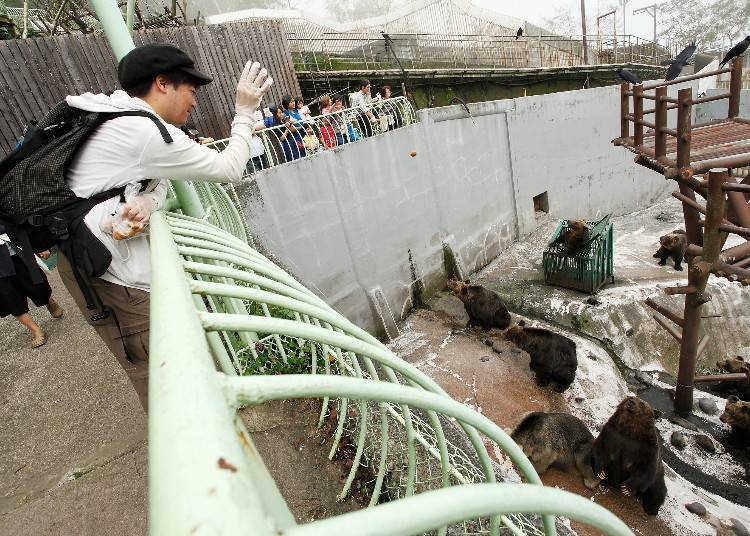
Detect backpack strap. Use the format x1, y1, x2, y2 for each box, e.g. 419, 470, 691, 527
99, 110, 174, 144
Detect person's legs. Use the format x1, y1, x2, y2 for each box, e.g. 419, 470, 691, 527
14, 312, 46, 348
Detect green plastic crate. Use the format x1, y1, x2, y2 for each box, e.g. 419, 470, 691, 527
543, 215, 614, 294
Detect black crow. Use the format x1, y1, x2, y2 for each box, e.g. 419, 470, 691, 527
664, 42, 697, 81
720, 35, 750, 67
516, 27, 523, 40
616, 68, 642, 84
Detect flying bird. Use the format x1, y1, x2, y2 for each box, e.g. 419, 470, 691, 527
720, 35, 750, 67
616, 68, 641, 85
664, 42, 697, 81
516, 27, 523, 40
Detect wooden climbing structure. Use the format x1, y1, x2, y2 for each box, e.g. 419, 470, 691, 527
614, 56, 750, 414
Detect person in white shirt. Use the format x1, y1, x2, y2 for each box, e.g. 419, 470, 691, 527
57, 43, 272, 411
349, 79, 377, 138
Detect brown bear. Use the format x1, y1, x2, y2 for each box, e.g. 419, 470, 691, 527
446, 278, 511, 331
552, 219, 590, 253
591, 396, 667, 515
653, 229, 688, 271
717, 356, 750, 376
502, 320, 577, 392
720, 396, 750, 442
511, 412, 600, 489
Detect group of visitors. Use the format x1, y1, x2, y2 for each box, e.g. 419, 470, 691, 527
246, 80, 400, 171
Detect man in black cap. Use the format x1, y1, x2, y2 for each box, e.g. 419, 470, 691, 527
57, 43, 272, 411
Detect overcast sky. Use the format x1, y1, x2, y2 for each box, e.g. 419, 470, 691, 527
299, 0, 667, 41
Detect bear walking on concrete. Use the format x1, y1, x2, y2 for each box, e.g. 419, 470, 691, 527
502, 320, 577, 392
653, 229, 688, 271
591, 396, 667, 515
552, 219, 591, 253
511, 411, 600, 489
446, 278, 511, 331
720, 395, 750, 442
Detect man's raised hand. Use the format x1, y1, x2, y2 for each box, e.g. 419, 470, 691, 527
235, 61, 273, 119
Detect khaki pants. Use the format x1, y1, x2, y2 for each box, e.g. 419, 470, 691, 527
57, 253, 150, 412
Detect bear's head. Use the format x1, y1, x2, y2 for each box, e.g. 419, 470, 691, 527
566, 219, 589, 239
717, 356, 749, 375
659, 232, 682, 249
611, 396, 659, 436
447, 278, 470, 297
502, 320, 527, 345
720, 395, 750, 428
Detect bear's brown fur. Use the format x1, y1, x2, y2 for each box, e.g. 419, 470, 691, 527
591, 396, 667, 515
720, 395, 750, 441
446, 278, 511, 331
511, 412, 600, 489
717, 356, 750, 375
552, 219, 590, 252
653, 229, 688, 271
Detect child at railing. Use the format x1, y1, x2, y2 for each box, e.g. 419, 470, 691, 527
302, 124, 321, 154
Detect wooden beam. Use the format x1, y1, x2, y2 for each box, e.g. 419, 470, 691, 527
694, 373, 748, 383
645, 297, 684, 327
653, 314, 682, 342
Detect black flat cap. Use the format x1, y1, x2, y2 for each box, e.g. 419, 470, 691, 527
118, 43, 212, 90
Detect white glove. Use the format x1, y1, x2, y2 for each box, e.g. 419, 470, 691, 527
121, 195, 156, 226
235, 61, 273, 120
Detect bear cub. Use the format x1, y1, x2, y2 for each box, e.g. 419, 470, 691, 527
591, 396, 667, 515
503, 320, 577, 392
653, 229, 688, 271
552, 219, 590, 253
511, 412, 600, 489
446, 278, 511, 331
720, 395, 750, 442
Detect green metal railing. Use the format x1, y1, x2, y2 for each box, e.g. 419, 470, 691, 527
149, 206, 633, 536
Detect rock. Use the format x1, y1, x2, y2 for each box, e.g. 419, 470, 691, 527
671, 431, 687, 449
480, 356, 490, 362
730, 518, 749, 536
668, 414, 699, 431
698, 398, 719, 415
585, 297, 601, 306
491, 343, 504, 354
635, 371, 653, 386
587, 353, 597, 360
483, 339, 493, 347
655, 211, 673, 222
695, 434, 716, 453
574, 396, 585, 403
684, 502, 707, 516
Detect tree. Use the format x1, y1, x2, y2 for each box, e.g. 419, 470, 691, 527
325, 0, 394, 23
659, 0, 750, 50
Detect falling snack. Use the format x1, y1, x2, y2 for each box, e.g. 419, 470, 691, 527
410, 150, 417, 157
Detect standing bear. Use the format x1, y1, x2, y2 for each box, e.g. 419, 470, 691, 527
511, 411, 600, 489
653, 229, 688, 271
502, 320, 577, 392
720, 395, 750, 442
446, 278, 511, 331
591, 396, 667, 515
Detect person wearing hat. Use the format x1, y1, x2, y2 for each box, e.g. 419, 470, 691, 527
56, 43, 272, 411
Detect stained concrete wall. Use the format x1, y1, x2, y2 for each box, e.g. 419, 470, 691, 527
236, 85, 672, 335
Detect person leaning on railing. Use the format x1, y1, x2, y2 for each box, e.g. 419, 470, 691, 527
350, 79, 378, 138
56, 44, 273, 412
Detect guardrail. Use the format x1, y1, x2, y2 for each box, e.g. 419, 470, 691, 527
288, 32, 677, 71
207, 96, 416, 175
149, 205, 634, 536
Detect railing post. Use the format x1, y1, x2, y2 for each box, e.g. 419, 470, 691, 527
676, 87, 692, 169
728, 56, 743, 119
620, 83, 630, 139
633, 84, 644, 147
654, 86, 667, 161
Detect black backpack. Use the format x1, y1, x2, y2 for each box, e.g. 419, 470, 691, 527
0, 100, 173, 313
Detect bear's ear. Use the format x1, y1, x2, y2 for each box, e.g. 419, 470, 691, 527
738, 356, 746, 362
517, 320, 526, 327
728, 395, 740, 403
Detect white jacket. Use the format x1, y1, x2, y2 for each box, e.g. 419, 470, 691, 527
66, 90, 253, 291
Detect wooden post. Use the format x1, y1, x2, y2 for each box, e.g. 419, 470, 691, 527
634, 84, 644, 147
728, 56, 743, 119
674, 168, 727, 414
676, 87, 703, 247
654, 86, 667, 161
620, 83, 630, 139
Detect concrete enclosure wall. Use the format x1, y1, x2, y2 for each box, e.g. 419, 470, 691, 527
236, 85, 671, 335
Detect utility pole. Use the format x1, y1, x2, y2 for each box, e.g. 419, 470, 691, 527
620, 0, 630, 36
581, 0, 589, 64
633, 4, 658, 64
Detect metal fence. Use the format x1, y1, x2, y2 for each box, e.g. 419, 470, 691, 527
288, 32, 678, 72
149, 202, 634, 536
207, 96, 417, 175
